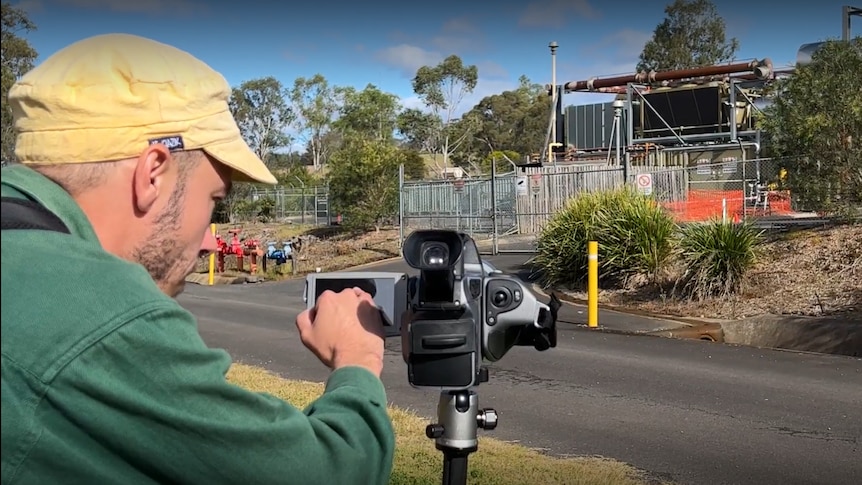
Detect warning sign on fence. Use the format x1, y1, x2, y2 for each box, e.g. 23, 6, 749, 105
515, 176, 528, 196
453, 178, 465, 192
636, 173, 653, 196
530, 174, 542, 194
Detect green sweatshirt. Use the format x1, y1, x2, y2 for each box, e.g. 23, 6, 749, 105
0, 165, 395, 485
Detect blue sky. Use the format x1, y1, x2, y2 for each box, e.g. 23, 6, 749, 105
13, 0, 853, 113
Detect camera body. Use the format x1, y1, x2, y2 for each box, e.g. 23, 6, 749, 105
304, 230, 559, 391
402, 230, 558, 390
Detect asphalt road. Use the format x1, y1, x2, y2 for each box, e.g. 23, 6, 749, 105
178, 256, 862, 485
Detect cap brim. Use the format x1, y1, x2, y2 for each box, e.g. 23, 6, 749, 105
202, 137, 278, 185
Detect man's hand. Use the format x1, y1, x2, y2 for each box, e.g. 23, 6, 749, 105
296, 288, 385, 378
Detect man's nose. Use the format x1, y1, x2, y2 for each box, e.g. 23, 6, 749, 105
200, 228, 217, 256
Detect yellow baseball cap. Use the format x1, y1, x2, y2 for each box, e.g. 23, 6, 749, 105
8, 33, 277, 185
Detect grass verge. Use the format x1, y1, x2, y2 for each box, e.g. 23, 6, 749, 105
227, 363, 662, 485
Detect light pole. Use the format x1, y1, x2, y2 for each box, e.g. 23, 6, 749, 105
549, 41, 558, 149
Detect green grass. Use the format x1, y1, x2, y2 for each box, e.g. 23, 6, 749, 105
227, 364, 662, 485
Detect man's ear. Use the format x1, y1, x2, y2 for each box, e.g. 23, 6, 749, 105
132, 144, 173, 214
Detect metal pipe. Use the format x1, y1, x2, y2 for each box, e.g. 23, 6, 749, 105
562, 59, 773, 92
633, 130, 760, 145
398, 163, 404, 249
658, 141, 760, 153
729, 79, 737, 141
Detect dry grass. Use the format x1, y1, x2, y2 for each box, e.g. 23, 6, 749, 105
560, 223, 862, 320
226, 363, 661, 485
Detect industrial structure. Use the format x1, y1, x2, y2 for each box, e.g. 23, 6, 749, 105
545, 57, 780, 169
535, 5, 860, 172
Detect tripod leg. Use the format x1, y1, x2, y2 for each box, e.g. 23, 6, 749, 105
441, 449, 470, 485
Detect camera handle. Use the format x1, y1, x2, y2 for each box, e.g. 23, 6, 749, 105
426, 389, 497, 485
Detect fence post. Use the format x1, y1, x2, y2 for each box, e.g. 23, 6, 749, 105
208, 223, 216, 286
588, 240, 599, 328
491, 159, 498, 255
398, 163, 405, 249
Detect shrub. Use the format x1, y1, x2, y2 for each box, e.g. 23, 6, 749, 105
676, 219, 763, 300
531, 186, 676, 289
598, 190, 677, 284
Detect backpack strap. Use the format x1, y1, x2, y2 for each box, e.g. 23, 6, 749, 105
0, 196, 71, 234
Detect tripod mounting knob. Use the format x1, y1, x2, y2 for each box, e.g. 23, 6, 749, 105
426, 423, 445, 439
477, 408, 498, 430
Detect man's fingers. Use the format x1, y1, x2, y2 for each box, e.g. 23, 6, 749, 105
353, 287, 376, 305
295, 309, 313, 335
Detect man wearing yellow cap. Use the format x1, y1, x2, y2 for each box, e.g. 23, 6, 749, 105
0, 33, 395, 484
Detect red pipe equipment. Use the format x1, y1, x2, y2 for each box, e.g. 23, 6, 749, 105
559, 58, 773, 92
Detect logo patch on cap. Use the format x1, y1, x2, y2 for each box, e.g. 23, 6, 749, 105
148, 135, 185, 151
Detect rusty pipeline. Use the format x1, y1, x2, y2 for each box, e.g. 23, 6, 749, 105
559, 58, 773, 92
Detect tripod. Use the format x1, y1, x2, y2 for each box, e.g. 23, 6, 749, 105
425, 389, 498, 485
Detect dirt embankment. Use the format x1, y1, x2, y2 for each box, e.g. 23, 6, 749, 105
559, 223, 861, 356
561, 223, 861, 321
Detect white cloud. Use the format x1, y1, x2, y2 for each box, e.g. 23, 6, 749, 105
518, 0, 600, 29
374, 44, 445, 78
578, 28, 652, 63
398, 95, 425, 111
440, 17, 475, 34
477, 61, 508, 79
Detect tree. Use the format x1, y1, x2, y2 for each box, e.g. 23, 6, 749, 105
289, 74, 339, 169
458, 76, 548, 168
228, 77, 294, 165
637, 0, 739, 72
327, 138, 404, 231
396, 108, 439, 153
268, 152, 320, 187
760, 38, 862, 217
399, 148, 426, 180
1, 1, 38, 165
411, 55, 478, 172
333, 84, 400, 142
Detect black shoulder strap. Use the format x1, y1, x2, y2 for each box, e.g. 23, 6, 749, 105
0, 196, 71, 233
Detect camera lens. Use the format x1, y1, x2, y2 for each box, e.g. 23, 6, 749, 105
492, 289, 510, 308
421, 243, 449, 267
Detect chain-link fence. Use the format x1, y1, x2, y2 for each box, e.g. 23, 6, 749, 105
400, 163, 626, 253
223, 186, 334, 225
400, 157, 850, 254
633, 157, 822, 225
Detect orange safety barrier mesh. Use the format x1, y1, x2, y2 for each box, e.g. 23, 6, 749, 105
661, 189, 794, 222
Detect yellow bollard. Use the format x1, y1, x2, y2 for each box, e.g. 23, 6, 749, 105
208, 223, 216, 286
587, 241, 598, 328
